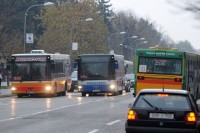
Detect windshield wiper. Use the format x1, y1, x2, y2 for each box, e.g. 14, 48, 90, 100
142, 98, 161, 110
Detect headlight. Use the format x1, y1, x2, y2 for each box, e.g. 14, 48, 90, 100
11, 87, 16, 91
78, 86, 82, 92
78, 86, 82, 89
45, 86, 52, 91
110, 84, 115, 89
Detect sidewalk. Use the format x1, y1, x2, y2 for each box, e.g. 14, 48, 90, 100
0, 82, 14, 98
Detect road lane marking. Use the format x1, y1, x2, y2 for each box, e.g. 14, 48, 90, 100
88, 129, 99, 133
106, 120, 121, 126
0, 93, 130, 122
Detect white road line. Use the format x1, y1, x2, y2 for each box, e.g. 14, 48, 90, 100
0, 93, 129, 122
106, 120, 121, 126
88, 129, 99, 133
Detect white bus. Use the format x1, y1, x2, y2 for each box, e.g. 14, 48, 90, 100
124, 60, 134, 74
10, 50, 72, 98
75, 54, 125, 96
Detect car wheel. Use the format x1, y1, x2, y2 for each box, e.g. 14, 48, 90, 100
17, 94, 23, 98
82, 92, 86, 97
125, 86, 130, 92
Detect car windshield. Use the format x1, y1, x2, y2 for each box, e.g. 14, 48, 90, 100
126, 74, 135, 80
135, 93, 191, 110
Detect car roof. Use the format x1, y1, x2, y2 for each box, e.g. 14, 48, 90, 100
139, 89, 188, 95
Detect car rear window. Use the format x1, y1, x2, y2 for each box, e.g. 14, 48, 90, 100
135, 93, 191, 110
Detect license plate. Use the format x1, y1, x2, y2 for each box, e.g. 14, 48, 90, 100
27, 91, 35, 94
93, 89, 100, 92
149, 113, 174, 119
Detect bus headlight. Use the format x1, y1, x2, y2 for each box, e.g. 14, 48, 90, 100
110, 84, 115, 89
78, 86, 82, 89
45, 86, 52, 91
11, 87, 16, 91
78, 86, 82, 92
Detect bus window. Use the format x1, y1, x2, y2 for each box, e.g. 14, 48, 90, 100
138, 57, 182, 75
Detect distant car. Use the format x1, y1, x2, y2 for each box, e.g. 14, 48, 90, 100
70, 71, 78, 92
125, 89, 200, 133
124, 74, 135, 92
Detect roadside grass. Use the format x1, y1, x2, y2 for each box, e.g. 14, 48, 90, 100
0, 86, 10, 89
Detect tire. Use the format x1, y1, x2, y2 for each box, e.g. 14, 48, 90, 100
119, 90, 123, 95
61, 91, 66, 96
17, 94, 23, 98
125, 86, 129, 92
113, 91, 118, 96
82, 92, 86, 97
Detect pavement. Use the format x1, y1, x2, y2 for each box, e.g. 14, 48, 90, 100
0, 82, 14, 98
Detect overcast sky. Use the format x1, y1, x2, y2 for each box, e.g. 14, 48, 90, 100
110, 0, 200, 49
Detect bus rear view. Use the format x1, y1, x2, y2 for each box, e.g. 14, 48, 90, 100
135, 47, 183, 96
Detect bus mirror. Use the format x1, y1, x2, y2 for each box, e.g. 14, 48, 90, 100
73, 62, 77, 69
115, 61, 119, 69
6, 64, 10, 71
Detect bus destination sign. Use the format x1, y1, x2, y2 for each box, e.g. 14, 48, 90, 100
15, 57, 46, 62
145, 51, 176, 57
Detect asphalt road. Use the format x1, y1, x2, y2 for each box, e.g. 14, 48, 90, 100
0, 91, 134, 133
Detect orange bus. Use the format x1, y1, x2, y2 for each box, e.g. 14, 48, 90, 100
10, 50, 72, 98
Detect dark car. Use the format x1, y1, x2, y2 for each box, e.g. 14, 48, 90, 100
124, 74, 135, 92
69, 71, 78, 92
125, 89, 200, 133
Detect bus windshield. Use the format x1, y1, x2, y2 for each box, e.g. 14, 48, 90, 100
12, 62, 51, 81
138, 57, 182, 75
78, 56, 115, 80
79, 62, 115, 80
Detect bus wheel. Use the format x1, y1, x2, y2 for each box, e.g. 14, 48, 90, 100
17, 94, 23, 98
119, 90, 123, 95
61, 91, 66, 96
113, 92, 118, 96
82, 92, 86, 97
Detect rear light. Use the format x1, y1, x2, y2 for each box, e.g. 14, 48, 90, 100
174, 78, 182, 82
127, 110, 138, 120
185, 112, 196, 122
137, 76, 144, 80
179, 53, 182, 56
157, 94, 169, 97
139, 52, 143, 55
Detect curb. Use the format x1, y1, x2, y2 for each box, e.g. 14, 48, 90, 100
0, 94, 15, 98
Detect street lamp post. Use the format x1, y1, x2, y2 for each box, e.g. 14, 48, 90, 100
121, 40, 148, 61
69, 18, 93, 56
119, 36, 138, 46
23, 2, 54, 53
108, 31, 126, 50
119, 36, 137, 57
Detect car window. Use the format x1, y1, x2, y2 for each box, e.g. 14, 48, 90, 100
135, 93, 191, 110
71, 71, 77, 78
126, 74, 135, 80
